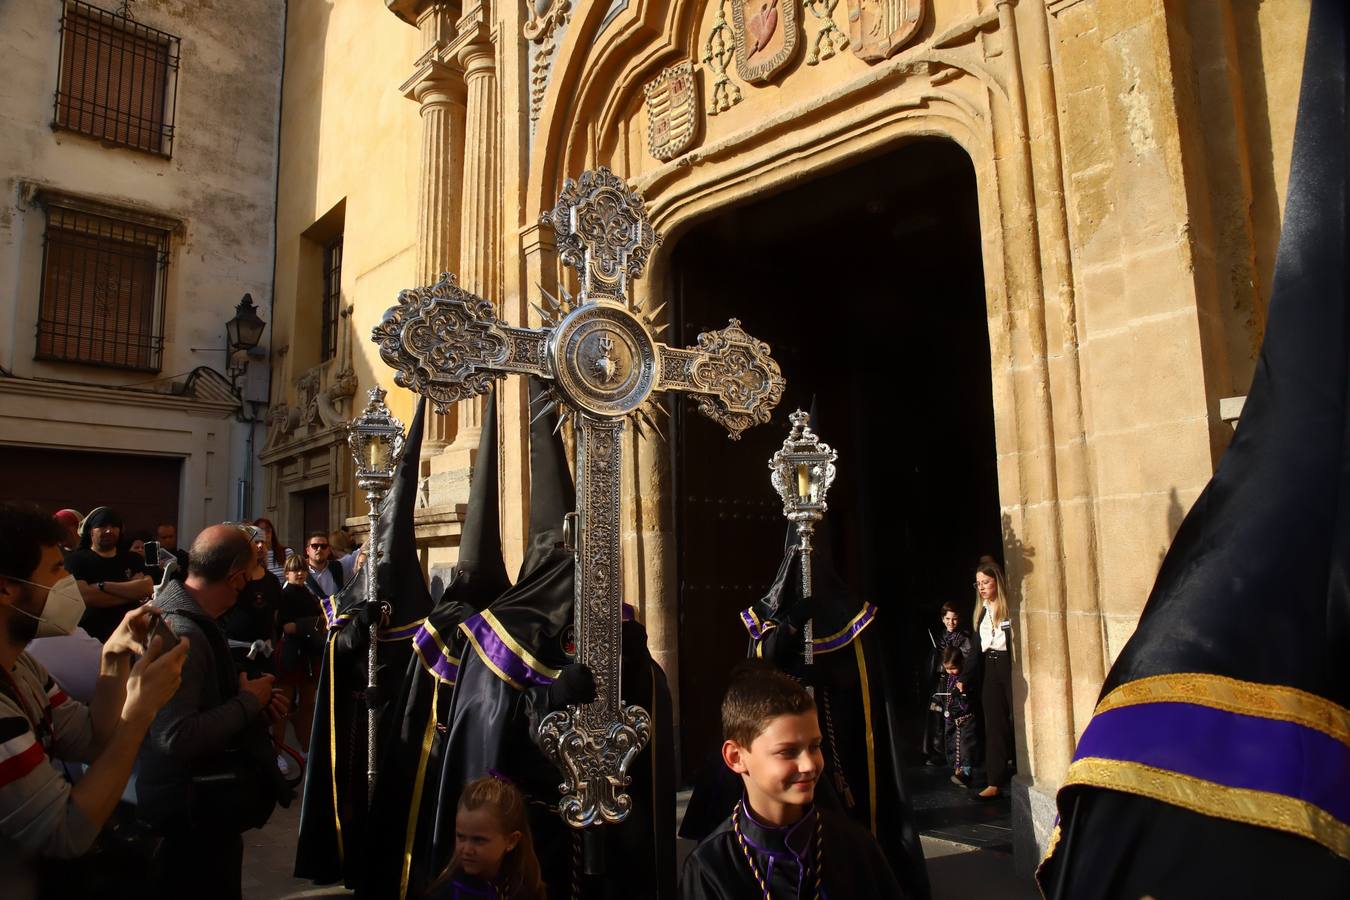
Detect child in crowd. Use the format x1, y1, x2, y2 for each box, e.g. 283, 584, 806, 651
681, 662, 903, 899
275, 552, 325, 760
425, 774, 546, 900
941, 646, 979, 786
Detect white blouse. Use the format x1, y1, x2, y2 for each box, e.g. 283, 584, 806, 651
978, 602, 1008, 652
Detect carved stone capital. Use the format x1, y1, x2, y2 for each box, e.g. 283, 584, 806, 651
449, 2, 496, 73
386, 0, 459, 30
401, 57, 466, 104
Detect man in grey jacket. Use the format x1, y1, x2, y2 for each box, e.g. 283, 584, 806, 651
137, 524, 288, 900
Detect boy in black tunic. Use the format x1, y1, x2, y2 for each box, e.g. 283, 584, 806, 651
681, 663, 904, 899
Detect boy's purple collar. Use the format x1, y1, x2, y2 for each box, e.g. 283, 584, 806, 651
737, 796, 818, 859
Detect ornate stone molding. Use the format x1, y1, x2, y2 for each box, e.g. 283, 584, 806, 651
643, 61, 699, 161
703, 0, 743, 115
524, 0, 571, 126
804, 0, 849, 65
844, 0, 924, 62
730, 0, 801, 84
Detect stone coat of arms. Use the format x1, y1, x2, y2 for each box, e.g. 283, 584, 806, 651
846, 0, 924, 62
644, 61, 699, 162
730, 0, 801, 84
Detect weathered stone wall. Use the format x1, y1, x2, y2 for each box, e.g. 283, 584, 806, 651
0, 0, 284, 535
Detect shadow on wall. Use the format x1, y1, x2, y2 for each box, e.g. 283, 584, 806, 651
1159, 486, 1185, 570
1001, 510, 1034, 604
1001, 510, 1034, 770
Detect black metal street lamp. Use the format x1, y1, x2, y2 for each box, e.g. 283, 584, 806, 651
226, 293, 266, 358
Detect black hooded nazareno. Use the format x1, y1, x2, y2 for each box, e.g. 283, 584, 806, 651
1037, 3, 1350, 896
365, 385, 513, 898
429, 378, 676, 898
295, 397, 435, 889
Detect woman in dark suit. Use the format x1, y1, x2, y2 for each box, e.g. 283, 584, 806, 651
972, 556, 1014, 799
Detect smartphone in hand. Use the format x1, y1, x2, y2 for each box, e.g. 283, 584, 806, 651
144, 612, 179, 655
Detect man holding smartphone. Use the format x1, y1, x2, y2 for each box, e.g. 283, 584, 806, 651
0, 503, 188, 874
63, 508, 153, 643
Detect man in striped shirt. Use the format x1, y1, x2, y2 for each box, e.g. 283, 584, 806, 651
0, 502, 187, 864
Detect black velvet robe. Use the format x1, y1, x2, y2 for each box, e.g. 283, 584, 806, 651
681, 802, 904, 900
403, 546, 677, 900
294, 401, 435, 890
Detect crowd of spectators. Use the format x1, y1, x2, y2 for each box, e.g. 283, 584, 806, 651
0, 502, 360, 899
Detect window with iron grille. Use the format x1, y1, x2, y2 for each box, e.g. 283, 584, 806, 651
36, 201, 169, 372
321, 236, 343, 362
54, 1, 180, 157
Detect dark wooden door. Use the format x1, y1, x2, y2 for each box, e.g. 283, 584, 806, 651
299, 487, 330, 540
0, 446, 182, 539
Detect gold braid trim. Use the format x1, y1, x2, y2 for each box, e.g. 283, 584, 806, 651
326, 630, 344, 862
853, 640, 878, 836
411, 619, 460, 684
478, 610, 563, 680
399, 678, 441, 900
1094, 674, 1350, 747
1035, 822, 1063, 890
1063, 757, 1350, 861
459, 624, 526, 691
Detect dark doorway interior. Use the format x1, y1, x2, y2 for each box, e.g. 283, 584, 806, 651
0, 446, 182, 539
672, 140, 1002, 781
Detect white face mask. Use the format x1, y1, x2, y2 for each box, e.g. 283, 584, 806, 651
9, 574, 86, 638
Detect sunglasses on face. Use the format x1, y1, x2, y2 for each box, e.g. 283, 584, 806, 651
310, 543, 329, 550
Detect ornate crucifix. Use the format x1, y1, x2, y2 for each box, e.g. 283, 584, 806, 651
373, 167, 785, 827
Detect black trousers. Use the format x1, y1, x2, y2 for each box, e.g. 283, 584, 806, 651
154, 823, 243, 900
981, 649, 1014, 787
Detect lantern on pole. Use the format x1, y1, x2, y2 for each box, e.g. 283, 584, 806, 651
346, 385, 406, 805
768, 409, 837, 674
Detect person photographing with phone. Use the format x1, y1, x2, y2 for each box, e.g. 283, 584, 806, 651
0, 503, 188, 886
63, 508, 154, 643
135, 524, 292, 900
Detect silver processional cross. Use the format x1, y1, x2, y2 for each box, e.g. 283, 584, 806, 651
373, 168, 786, 827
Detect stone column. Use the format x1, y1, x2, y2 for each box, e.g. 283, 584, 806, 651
444, 2, 499, 459
399, 1, 467, 452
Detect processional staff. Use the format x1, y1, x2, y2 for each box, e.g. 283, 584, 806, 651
372, 167, 786, 827
768, 410, 837, 684
346, 387, 407, 806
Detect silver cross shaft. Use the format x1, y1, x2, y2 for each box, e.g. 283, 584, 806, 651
373, 167, 785, 827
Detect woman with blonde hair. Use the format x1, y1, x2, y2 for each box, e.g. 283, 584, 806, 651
972, 555, 1014, 799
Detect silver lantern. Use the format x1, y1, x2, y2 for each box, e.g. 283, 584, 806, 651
768, 409, 837, 670
346, 386, 406, 805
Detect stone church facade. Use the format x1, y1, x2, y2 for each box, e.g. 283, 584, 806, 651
261, 0, 1310, 869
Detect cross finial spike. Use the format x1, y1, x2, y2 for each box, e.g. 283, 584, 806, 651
544, 167, 662, 304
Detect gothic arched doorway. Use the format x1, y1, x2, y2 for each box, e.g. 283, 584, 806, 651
671, 139, 1001, 781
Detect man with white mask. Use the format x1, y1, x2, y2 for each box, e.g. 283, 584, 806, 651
0, 502, 187, 863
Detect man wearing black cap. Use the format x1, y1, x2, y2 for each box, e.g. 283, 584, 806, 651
63, 508, 153, 643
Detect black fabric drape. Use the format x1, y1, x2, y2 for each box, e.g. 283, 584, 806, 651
1038, 3, 1350, 895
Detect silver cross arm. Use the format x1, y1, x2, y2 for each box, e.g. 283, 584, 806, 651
372, 273, 550, 414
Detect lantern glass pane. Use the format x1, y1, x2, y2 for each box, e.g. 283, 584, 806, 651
365, 437, 393, 471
